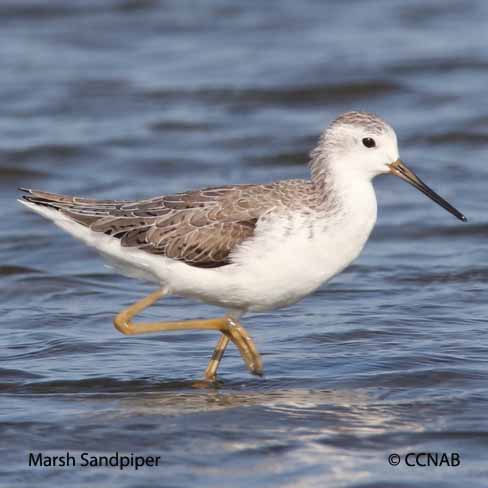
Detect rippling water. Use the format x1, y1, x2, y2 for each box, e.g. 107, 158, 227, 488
2, 1, 488, 486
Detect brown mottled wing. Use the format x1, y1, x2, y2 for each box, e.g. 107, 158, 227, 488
19, 185, 284, 268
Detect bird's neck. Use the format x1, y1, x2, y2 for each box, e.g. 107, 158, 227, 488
310, 156, 378, 221
309, 158, 378, 276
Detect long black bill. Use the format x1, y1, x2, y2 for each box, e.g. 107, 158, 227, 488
389, 159, 467, 222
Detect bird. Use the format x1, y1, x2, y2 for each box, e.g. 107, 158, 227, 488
18, 111, 466, 382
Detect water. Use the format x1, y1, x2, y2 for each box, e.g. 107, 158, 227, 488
1, 1, 488, 486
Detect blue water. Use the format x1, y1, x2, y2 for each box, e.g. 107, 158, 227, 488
1, 1, 488, 486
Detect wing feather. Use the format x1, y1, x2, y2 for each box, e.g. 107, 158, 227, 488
19, 185, 293, 268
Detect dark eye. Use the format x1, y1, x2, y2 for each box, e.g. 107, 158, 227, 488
362, 137, 376, 148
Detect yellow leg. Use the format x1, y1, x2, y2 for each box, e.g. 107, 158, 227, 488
113, 289, 263, 378
204, 319, 264, 380
204, 335, 230, 381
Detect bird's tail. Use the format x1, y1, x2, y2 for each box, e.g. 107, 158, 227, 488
17, 187, 128, 226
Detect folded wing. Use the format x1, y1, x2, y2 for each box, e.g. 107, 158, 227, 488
20, 185, 277, 268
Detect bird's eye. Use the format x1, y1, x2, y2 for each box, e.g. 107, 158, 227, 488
362, 137, 376, 148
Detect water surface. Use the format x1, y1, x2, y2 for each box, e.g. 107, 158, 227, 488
1, 1, 488, 486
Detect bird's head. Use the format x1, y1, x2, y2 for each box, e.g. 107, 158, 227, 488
310, 111, 466, 222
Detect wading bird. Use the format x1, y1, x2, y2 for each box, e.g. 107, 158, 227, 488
19, 112, 466, 381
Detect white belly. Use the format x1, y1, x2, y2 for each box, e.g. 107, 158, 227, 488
164, 207, 377, 312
